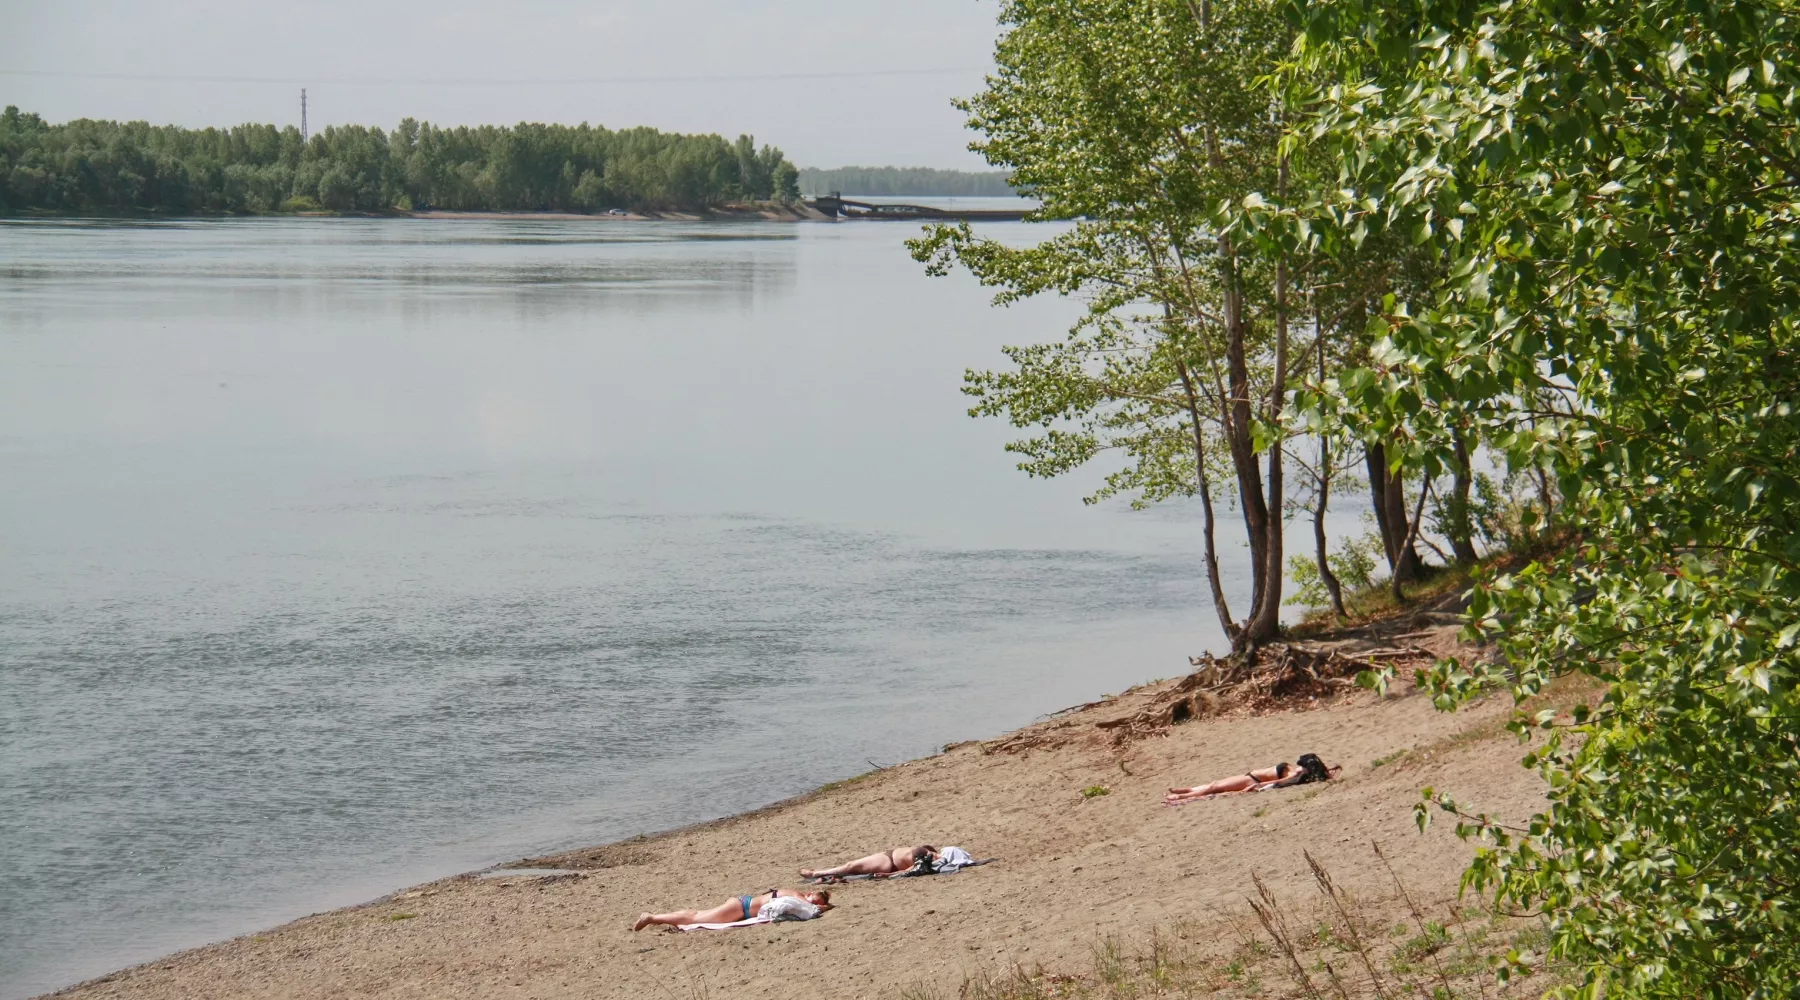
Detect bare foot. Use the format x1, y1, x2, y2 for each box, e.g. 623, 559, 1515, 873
799, 869, 815, 878
633, 913, 653, 931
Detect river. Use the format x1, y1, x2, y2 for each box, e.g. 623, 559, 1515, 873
0, 215, 1236, 998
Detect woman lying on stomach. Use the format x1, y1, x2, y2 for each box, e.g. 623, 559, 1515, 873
799, 844, 937, 880
1164, 753, 1340, 805
633, 887, 831, 930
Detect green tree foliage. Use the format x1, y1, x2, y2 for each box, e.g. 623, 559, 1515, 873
0, 107, 800, 215
912, 0, 1428, 649
1280, 0, 1800, 994
798, 166, 1017, 197
911, 0, 1298, 650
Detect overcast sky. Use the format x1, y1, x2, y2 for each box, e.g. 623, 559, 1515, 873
0, 0, 1006, 169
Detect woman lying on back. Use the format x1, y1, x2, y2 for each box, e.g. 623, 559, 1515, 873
799, 845, 938, 880
632, 887, 831, 931
1164, 753, 1340, 805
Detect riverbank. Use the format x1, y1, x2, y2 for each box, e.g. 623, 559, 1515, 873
404, 203, 829, 222
43, 589, 1574, 999
1, 203, 832, 223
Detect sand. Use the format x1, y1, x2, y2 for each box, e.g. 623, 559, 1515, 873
48, 625, 1555, 1000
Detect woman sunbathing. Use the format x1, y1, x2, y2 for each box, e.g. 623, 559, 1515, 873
1164, 753, 1341, 805
632, 887, 831, 931
800, 845, 938, 880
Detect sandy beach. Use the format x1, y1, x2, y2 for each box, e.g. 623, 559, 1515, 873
46, 610, 1563, 1000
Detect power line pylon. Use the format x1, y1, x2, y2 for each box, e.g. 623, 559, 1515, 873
300, 89, 308, 145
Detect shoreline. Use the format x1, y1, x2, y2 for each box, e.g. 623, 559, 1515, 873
4, 205, 845, 223
4, 200, 1034, 225
1, 204, 831, 224
38, 587, 1567, 1000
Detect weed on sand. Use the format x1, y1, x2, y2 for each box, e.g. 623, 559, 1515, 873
891, 845, 1567, 999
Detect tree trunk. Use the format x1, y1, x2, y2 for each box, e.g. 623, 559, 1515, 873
1178, 357, 1237, 642
1245, 156, 1290, 643
1367, 442, 1424, 582
1219, 243, 1271, 649
1312, 333, 1345, 616
1391, 472, 1432, 601
1450, 429, 1478, 564
1314, 478, 1345, 615
1366, 443, 1394, 563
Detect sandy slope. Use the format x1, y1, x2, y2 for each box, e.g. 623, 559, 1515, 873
51, 642, 1550, 1000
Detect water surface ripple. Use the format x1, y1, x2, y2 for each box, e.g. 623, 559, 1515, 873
0, 218, 1228, 999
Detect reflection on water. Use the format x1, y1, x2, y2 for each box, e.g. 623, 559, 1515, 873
0, 218, 1225, 999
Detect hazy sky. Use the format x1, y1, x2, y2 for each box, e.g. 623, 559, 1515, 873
0, 0, 1006, 169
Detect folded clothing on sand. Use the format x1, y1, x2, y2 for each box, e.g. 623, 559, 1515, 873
762, 896, 822, 921
934, 846, 978, 872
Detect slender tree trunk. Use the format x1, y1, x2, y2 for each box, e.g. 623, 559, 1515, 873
1527, 405, 1555, 530
1535, 465, 1555, 528
1314, 471, 1345, 614
1387, 472, 1425, 580
1219, 243, 1271, 644
1450, 429, 1478, 564
1367, 443, 1395, 564
1178, 357, 1237, 642
1312, 333, 1345, 616
1190, 10, 1269, 652
1391, 473, 1432, 601
1245, 155, 1290, 643
1368, 443, 1424, 582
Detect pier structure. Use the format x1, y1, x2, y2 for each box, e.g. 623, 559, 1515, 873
804, 193, 1033, 222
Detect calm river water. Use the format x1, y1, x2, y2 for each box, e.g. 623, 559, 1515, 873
0, 216, 1240, 998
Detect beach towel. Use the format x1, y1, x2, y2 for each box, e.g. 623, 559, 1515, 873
675, 915, 772, 932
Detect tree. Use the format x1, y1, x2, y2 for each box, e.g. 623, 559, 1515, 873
0, 112, 803, 216
1287, 0, 1800, 992
915, 0, 1419, 650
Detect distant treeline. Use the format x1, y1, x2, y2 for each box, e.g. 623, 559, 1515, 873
0, 106, 801, 215
798, 166, 1018, 198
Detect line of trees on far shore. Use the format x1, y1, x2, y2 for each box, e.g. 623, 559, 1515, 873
798, 165, 1016, 198
0, 107, 801, 215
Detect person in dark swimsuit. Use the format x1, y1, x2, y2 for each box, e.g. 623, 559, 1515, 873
1164, 755, 1340, 805
799, 845, 938, 880
632, 887, 832, 931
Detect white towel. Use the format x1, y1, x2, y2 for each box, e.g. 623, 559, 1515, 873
675, 915, 772, 932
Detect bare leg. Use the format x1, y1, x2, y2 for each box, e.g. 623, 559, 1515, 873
800, 850, 903, 879
1164, 774, 1258, 804
632, 899, 745, 931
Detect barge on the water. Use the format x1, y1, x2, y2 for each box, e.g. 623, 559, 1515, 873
804, 195, 1033, 222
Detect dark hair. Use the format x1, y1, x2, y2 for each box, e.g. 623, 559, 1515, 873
916, 845, 939, 856
1274, 753, 1332, 788
1275, 762, 1292, 779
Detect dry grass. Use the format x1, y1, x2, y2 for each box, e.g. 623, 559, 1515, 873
1289, 563, 1479, 637
888, 845, 1568, 1000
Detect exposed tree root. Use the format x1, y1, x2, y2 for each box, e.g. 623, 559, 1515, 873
981, 640, 1440, 755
